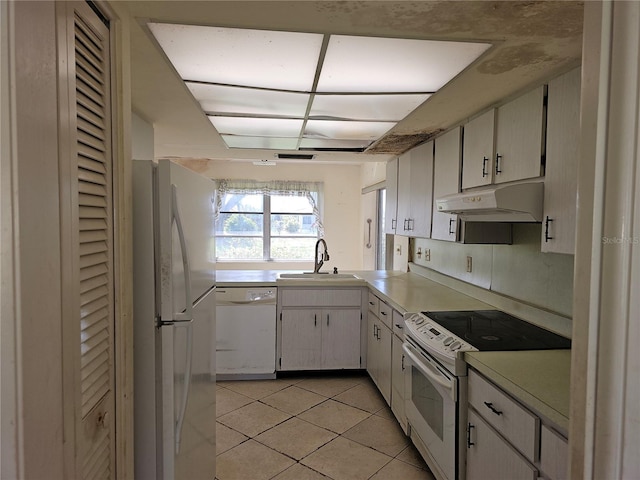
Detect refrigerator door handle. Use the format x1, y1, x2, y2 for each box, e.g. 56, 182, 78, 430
172, 184, 193, 322
174, 320, 194, 455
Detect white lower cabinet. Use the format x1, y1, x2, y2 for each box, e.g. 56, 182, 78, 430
467, 409, 538, 480
278, 287, 364, 371
391, 333, 407, 433
467, 368, 568, 480
367, 311, 392, 404
366, 291, 393, 404
540, 425, 569, 480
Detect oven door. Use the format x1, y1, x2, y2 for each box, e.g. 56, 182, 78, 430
403, 339, 458, 480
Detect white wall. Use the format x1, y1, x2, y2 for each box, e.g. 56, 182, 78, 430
412, 224, 574, 318
132, 111, 154, 160
175, 159, 363, 271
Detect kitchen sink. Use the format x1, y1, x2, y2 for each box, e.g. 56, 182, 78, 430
278, 273, 360, 280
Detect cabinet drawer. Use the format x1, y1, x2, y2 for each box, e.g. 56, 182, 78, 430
540, 425, 568, 480
392, 309, 405, 339
378, 301, 392, 329
367, 292, 379, 315
468, 369, 539, 461
280, 288, 362, 307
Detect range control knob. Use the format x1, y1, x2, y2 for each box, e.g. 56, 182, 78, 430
415, 318, 425, 326
450, 341, 461, 350
443, 337, 454, 346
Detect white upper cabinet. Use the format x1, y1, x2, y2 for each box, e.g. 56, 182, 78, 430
384, 157, 399, 234
462, 109, 496, 189
542, 67, 581, 254
432, 127, 462, 241
395, 141, 434, 238
494, 86, 546, 184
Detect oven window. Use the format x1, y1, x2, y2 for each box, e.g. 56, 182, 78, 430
412, 366, 444, 440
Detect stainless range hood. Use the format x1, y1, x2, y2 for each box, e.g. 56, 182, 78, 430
435, 182, 544, 222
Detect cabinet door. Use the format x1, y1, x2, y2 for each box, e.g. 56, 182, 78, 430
432, 127, 461, 241
391, 334, 407, 431
540, 425, 568, 480
396, 152, 412, 235
542, 67, 581, 254
321, 308, 361, 369
367, 315, 379, 382
280, 309, 321, 370
377, 323, 392, 404
495, 86, 545, 184
385, 157, 399, 234
467, 409, 538, 480
409, 141, 434, 238
462, 109, 496, 189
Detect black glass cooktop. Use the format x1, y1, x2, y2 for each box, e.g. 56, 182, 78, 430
423, 310, 571, 351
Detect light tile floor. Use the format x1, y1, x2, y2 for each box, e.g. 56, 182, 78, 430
214, 373, 436, 480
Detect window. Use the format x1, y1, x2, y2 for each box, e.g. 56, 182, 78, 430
215, 180, 323, 261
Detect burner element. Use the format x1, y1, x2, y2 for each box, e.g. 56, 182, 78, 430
481, 335, 501, 341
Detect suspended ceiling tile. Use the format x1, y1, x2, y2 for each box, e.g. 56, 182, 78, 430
299, 138, 372, 149
317, 35, 492, 93
221, 135, 299, 150
187, 83, 310, 117
309, 93, 432, 121
148, 23, 323, 90
209, 116, 303, 137
304, 119, 395, 141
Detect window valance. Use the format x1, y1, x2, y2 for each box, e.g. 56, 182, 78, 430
215, 179, 324, 236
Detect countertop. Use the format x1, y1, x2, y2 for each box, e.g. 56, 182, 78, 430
216, 269, 491, 313
215, 268, 570, 432
464, 350, 571, 433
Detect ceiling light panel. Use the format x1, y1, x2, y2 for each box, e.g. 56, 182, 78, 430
299, 138, 372, 149
148, 23, 323, 91
222, 136, 299, 150
187, 83, 310, 117
210, 116, 303, 137
304, 120, 395, 141
317, 35, 491, 93
310, 93, 432, 121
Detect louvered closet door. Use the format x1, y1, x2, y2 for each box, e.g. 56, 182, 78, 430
60, 2, 115, 479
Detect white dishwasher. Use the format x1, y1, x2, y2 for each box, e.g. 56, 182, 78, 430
216, 287, 277, 379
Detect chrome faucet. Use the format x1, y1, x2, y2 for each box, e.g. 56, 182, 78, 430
313, 238, 330, 273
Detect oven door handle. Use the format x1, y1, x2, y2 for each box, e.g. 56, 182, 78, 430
403, 343, 455, 394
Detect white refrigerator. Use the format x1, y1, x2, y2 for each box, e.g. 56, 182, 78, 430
133, 159, 216, 480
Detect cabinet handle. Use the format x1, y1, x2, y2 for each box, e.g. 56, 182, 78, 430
484, 401, 503, 416
482, 156, 488, 177
467, 423, 475, 448
401, 354, 405, 371
380, 311, 387, 317
395, 323, 403, 329
327, 314, 330, 326
495, 154, 502, 174
314, 314, 317, 327
448, 218, 455, 235
391, 219, 397, 230
403, 219, 409, 231
544, 216, 554, 242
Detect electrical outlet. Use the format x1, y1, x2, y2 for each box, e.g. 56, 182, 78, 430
425, 249, 431, 261
466, 256, 473, 273
416, 247, 422, 258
